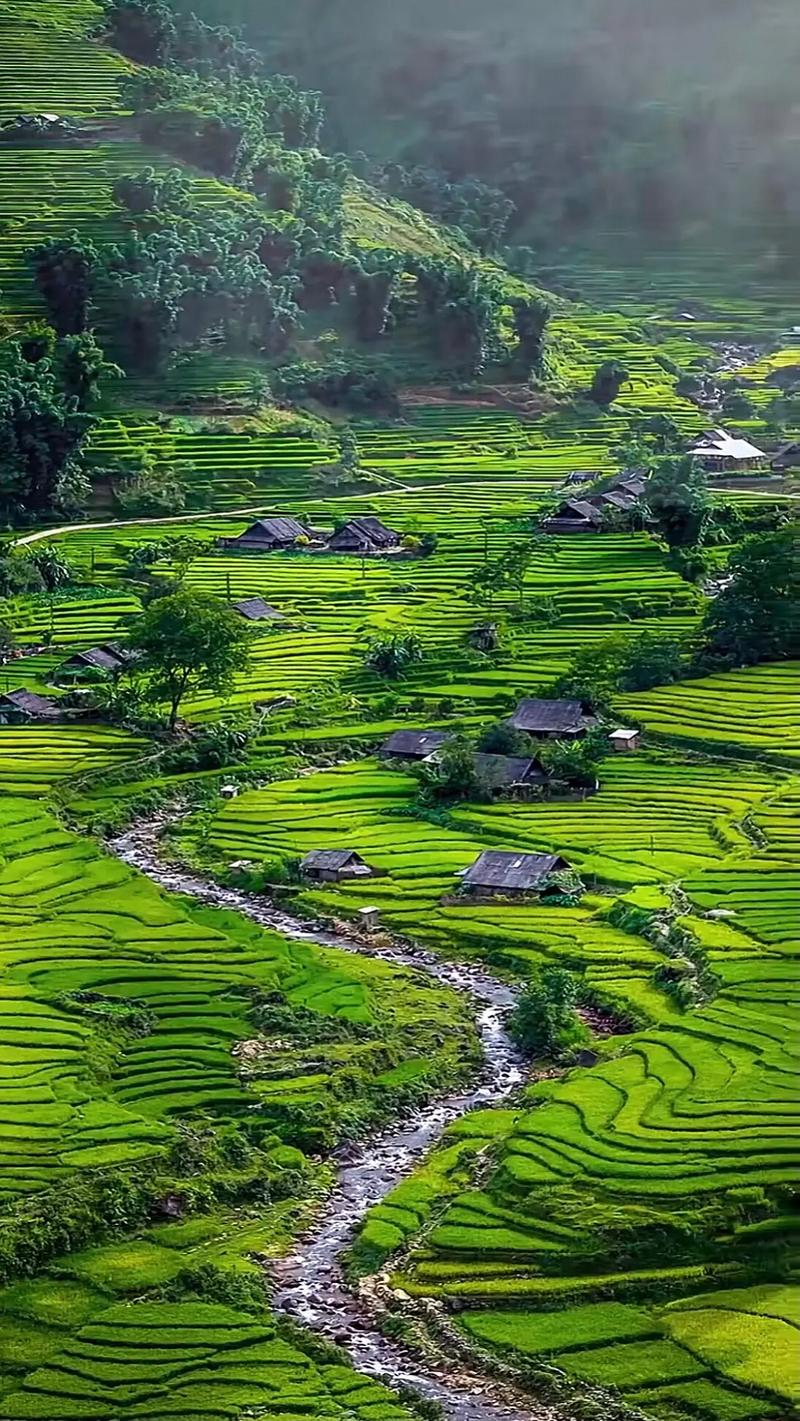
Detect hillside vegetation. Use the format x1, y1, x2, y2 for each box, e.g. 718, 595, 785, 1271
0, 4, 797, 1421
178, 0, 800, 258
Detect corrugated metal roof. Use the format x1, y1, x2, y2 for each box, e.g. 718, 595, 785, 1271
510, 698, 587, 733
461, 850, 566, 890
233, 598, 285, 621
238, 516, 308, 543
382, 729, 450, 757
690, 428, 766, 461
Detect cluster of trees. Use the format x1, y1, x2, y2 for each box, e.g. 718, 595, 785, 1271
372, 162, 515, 253
0, 326, 118, 522
552, 632, 688, 712
509, 966, 589, 1062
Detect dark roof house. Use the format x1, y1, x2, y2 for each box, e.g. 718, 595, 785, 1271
509, 698, 594, 738
300, 849, 374, 882
459, 850, 568, 895
541, 499, 604, 534
328, 517, 400, 553
772, 442, 800, 471
381, 729, 451, 760
218, 516, 309, 552
58, 645, 127, 678
473, 754, 547, 794
593, 489, 637, 512
0, 689, 62, 723
232, 598, 286, 623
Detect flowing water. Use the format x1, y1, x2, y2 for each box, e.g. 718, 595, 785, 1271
111, 817, 558, 1421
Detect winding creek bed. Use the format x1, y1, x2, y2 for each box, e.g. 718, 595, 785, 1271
110, 817, 559, 1421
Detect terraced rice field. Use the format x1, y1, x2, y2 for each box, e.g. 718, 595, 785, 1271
0, 794, 475, 1193
621, 662, 800, 765
0, 1, 130, 121
199, 731, 799, 1416
0, 1297, 421, 1420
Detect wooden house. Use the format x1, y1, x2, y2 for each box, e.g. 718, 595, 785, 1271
458, 850, 569, 898
509, 697, 595, 740
689, 429, 767, 474
380, 729, 451, 761
327, 517, 400, 553
609, 728, 641, 753
0, 689, 62, 725
217, 516, 309, 553
472, 753, 548, 797
300, 849, 375, 883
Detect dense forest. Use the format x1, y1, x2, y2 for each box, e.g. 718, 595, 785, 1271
178, 0, 800, 256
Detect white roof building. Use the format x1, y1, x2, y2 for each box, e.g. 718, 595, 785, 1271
689, 428, 766, 466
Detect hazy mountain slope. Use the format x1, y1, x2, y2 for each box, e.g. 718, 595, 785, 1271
179, 0, 800, 252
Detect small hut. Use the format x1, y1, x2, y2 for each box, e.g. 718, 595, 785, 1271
231, 598, 286, 623
609, 728, 641, 753
509, 698, 595, 740
217, 516, 309, 552
458, 850, 569, 898
300, 849, 374, 883
56, 644, 128, 681
328, 517, 400, 553
771, 442, 800, 472
472, 753, 548, 797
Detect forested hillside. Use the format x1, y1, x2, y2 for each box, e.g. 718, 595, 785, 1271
180, 0, 800, 256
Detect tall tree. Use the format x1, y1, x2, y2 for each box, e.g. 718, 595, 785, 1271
29, 235, 98, 336
351, 250, 403, 341
589, 361, 628, 407
511, 296, 551, 377
645, 455, 710, 547
0, 359, 95, 520
59, 334, 123, 408
701, 525, 799, 666
129, 588, 251, 730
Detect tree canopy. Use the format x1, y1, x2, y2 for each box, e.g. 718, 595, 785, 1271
129, 588, 252, 728
701, 525, 799, 667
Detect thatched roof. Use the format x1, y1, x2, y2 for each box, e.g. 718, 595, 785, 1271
237, 516, 308, 544
329, 517, 399, 550
62, 646, 125, 673
461, 850, 567, 891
